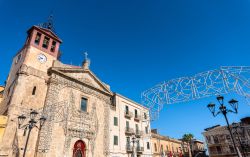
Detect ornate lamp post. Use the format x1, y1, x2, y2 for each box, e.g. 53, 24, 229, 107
17, 109, 46, 157
127, 135, 140, 157
207, 95, 240, 157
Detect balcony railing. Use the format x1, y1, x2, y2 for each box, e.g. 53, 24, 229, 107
134, 114, 141, 121
126, 145, 133, 152
137, 147, 144, 153
164, 151, 170, 155
110, 104, 116, 110
124, 111, 133, 118
135, 130, 143, 137
126, 145, 144, 153
125, 127, 135, 135
214, 139, 219, 144
209, 150, 237, 155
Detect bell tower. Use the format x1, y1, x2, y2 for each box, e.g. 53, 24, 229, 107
25, 17, 62, 59
21, 15, 62, 72
0, 16, 63, 114
0, 17, 63, 156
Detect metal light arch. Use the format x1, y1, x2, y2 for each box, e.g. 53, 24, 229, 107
141, 66, 250, 120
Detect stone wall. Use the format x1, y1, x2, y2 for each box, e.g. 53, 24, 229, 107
36, 72, 111, 157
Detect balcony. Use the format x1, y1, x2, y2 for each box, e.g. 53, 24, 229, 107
110, 104, 116, 110
125, 127, 135, 135
137, 147, 144, 153
144, 114, 148, 120
124, 111, 133, 118
134, 114, 141, 121
126, 145, 133, 152
214, 138, 219, 144
135, 130, 143, 137
208, 147, 240, 156
165, 151, 170, 155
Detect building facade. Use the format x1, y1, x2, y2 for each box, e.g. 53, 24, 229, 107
151, 129, 189, 157
0, 86, 7, 146
109, 94, 152, 157
203, 117, 250, 157
190, 139, 206, 157
0, 22, 152, 157
0, 86, 4, 104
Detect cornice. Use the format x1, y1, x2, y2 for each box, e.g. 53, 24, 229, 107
48, 67, 113, 97
50, 67, 112, 94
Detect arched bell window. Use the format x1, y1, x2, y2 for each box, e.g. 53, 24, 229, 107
73, 140, 86, 157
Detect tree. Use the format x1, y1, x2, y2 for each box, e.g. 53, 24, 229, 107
182, 133, 194, 157
182, 133, 194, 142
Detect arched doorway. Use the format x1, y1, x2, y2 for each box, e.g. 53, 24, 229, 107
73, 140, 86, 157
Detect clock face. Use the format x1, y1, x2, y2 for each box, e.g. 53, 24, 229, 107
37, 54, 47, 63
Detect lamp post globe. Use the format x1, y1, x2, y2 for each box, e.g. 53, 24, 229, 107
17, 115, 26, 128
30, 110, 38, 119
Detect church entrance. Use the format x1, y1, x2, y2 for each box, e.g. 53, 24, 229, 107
73, 140, 86, 157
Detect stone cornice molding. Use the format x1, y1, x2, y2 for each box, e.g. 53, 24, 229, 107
48, 68, 113, 98
18, 64, 49, 80
152, 133, 182, 144
115, 93, 149, 110
203, 126, 232, 136
50, 67, 112, 94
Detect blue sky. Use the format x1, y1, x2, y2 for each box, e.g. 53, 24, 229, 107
1, 0, 250, 141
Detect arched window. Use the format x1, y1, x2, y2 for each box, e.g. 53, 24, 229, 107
73, 140, 86, 157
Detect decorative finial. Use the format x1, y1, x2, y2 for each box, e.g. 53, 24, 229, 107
38, 13, 56, 33
82, 51, 90, 70
47, 14, 54, 30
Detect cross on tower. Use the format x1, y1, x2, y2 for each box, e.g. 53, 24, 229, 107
82, 51, 90, 69
84, 52, 88, 60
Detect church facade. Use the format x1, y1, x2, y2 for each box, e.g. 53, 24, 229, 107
0, 22, 152, 157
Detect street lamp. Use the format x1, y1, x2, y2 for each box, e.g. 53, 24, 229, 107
207, 95, 240, 157
17, 109, 46, 157
127, 135, 140, 157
